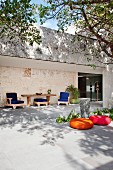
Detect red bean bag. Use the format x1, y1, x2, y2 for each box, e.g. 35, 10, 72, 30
89, 115, 111, 125
70, 118, 94, 130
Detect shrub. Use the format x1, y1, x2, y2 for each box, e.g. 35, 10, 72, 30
56, 110, 80, 123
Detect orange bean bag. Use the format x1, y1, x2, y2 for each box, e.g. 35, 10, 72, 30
70, 118, 94, 130
89, 115, 111, 125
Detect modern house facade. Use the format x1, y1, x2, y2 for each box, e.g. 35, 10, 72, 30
0, 26, 113, 107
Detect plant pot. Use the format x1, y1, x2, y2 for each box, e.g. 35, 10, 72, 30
70, 98, 79, 104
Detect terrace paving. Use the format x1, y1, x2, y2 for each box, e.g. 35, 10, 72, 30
0, 103, 113, 170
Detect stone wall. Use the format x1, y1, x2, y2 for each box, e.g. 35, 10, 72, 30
0, 66, 76, 106
0, 26, 113, 108
0, 26, 104, 67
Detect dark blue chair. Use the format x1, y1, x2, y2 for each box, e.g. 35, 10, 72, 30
58, 92, 70, 105
5, 92, 25, 109
34, 98, 48, 106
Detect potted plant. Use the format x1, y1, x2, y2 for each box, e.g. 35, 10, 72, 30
65, 84, 79, 104
47, 89, 51, 94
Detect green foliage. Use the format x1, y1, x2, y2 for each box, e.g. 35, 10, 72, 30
56, 116, 67, 123
56, 110, 80, 123
91, 108, 113, 120
1, 0, 113, 59
65, 84, 79, 99
102, 108, 111, 113
38, 0, 113, 60
87, 64, 96, 70
0, 0, 41, 45
56, 107, 113, 123
95, 108, 103, 115
109, 108, 113, 114
47, 89, 51, 94
109, 113, 113, 121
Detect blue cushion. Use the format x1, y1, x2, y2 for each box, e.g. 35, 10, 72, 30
11, 100, 24, 104
60, 92, 69, 99
6, 93, 24, 104
34, 98, 47, 102
6, 93, 17, 101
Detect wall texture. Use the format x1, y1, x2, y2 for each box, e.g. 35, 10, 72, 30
0, 66, 76, 106
0, 26, 104, 67
103, 68, 113, 107
0, 26, 113, 108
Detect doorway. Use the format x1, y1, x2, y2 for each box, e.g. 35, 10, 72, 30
78, 72, 102, 101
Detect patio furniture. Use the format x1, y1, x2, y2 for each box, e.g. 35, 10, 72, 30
21, 93, 56, 106
5, 92, 25, 109
58, 92, 70, 105
89, 115, 111, 125
70, 118, 94, 130
34, 98, 48, 106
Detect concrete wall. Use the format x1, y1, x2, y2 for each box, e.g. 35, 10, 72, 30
0, 66, 76, 106
103, 66, 113, 108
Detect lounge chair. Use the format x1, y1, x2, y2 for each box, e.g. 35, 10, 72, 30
5, 92, 25, 109
58, 92, 70, 105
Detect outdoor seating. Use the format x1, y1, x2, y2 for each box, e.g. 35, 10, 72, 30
70, 118, 94, 130
21, 93, 56, 106
5, 92, 25, 109
89, 115, 111, 125
34, 98, 48, 106
58, 92, 70, 105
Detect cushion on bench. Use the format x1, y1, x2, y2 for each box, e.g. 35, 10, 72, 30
34, 98, 47, 102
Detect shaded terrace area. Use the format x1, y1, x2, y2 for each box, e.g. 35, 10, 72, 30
0, 104, 113, 170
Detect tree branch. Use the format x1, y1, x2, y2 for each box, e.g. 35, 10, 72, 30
81, 8, 112, 48
67, 0, 111, 6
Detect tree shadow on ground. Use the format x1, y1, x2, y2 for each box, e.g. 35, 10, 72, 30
78, 125, 113, 157
0, 106, 113, 169
0, 106, 75, 145
0, 105, 112, 153
62, 147, 113, 170
94, 160, 113, 170
58, 124, 113, 170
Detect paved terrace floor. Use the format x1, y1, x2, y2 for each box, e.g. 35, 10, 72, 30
0, 103, 113, 170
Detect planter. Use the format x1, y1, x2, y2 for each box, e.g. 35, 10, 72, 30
65, 85, 79, 102
70, 98, 80, 104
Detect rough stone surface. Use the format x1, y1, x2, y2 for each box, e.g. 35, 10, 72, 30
0, 26, 113, 108
0, 26, 104, 67
0, 66, 76, 106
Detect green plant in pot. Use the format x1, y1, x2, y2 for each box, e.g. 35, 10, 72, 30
47, 89, 51, 94
65, 84, 79, 104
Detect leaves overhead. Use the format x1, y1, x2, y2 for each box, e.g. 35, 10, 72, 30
38, 0, 113, 63
0, 0, 113, 63
0, 0, 41, 45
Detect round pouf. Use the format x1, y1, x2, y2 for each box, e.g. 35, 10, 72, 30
89, 115, 111, 125
70, 118, 94, 130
